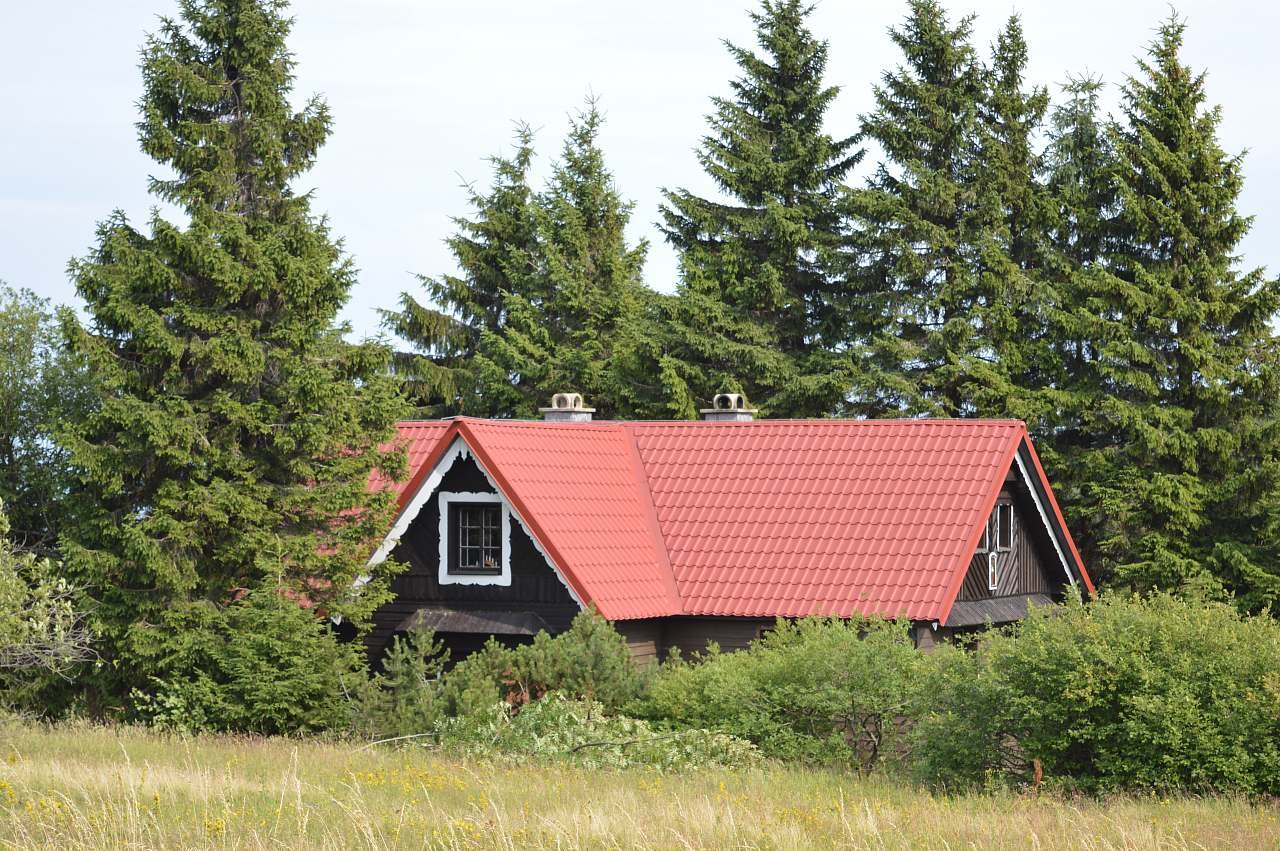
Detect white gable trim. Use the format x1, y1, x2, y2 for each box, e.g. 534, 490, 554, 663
1012, 450, 1076, 587
360, 435, 584, 608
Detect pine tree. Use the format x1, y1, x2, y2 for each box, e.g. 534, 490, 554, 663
476, 104, 651, 419
963, 16, 1055, 421
382, 129, 540, 417
1051, 17, 1280, 607
654, 0, 860, 417
845, 0, 988, 416
1028, 76, 1119, 531
61, 0, 407, 704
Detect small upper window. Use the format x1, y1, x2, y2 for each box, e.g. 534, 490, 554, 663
996, 503, 1013, 551
449, 502, 502, 574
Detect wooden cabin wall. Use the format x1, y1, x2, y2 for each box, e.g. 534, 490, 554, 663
366, 455, 580, 662
956, 485, 1062, 602
661, 617, 774, 659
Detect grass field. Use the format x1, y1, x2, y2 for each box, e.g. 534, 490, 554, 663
0, 721, 1276, 850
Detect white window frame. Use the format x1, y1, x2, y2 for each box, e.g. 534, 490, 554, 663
987, 550, 999, 591
438, 491, 511, 586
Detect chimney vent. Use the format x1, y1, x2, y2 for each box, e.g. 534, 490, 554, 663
699, 392, 756, 422
539, 392, 595, 422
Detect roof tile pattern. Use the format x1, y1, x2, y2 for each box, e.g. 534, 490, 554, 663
369, 421, 451, 501
630, 420, 1022, 620
377, 417, 1067, 623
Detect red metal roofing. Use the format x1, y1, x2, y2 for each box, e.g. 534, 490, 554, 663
373, 417, 1089, 624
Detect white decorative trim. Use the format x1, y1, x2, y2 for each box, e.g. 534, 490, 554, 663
360, 434, 585, 609
437, 491, 510, 586
1013, 450, 1076, 586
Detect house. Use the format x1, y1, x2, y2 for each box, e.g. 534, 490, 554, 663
362, 393, 1093, 663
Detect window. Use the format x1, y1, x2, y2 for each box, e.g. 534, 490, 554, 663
996, 503, 1013, 551
987, 550, 999, 591
448, 501, 503, 574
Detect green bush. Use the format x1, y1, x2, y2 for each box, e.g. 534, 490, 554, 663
441, 609, 642, 716
132, 584, 367, 735
351, 627, 448, 741
438, 693, 759, 770
913, 592, 1280, 794
640, 617, 923, 767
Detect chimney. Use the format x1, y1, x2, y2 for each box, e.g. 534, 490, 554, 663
699, 392, 756, 422
539, 392, 595, 422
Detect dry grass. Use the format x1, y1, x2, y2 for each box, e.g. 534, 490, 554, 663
0, 720, 1275, 849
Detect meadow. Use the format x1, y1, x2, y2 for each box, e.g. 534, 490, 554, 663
0, 720, 1276, 850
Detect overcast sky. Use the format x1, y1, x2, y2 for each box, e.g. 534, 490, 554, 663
3, 0, 1277, 340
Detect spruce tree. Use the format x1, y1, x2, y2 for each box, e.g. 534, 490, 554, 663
476, 104, 651, 419
654, 0, 860, 417
382, 129, 540, 417
845, 0, 988, 416
62, 0, 407, 704
1028, 76, 1119, 521
963, 16, 1055, 421
1052, 17, 1280, 606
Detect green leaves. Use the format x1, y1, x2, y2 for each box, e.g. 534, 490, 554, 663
62, 0, 408, 707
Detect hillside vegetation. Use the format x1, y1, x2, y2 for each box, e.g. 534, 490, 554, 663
0, 721, 1276, 850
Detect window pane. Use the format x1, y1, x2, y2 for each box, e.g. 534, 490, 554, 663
998, 504, 1013, 550
453, 503, 502, 573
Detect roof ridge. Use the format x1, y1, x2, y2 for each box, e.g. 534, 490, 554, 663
617, 423, 684, 613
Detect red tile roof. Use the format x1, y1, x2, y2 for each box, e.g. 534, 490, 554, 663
373, 417, 1091, 624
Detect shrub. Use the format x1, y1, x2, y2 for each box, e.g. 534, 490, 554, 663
914, 592, 1280, 794
640, 617, 923, 767
439, 693, 759, 770
351, 627, 448, 740
132, 584, 367, 735
441, 609, 642, 715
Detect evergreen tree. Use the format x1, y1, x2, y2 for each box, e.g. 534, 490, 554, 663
61, 0, 407, 706
1028, 76, 1119, 536
477, 104, 651, 419
382, 129, 540, 417
845, 0, 988, 416
963, 16, 1055, 421
1052, 17, 1280, 607
654, 0, 860, 416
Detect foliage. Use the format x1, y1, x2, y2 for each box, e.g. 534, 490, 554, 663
640, 617, 923, 767
1036, 17, 1280, 604
648, 0, 861, 417
388, 104, 650, 419
381, 127, 540, 417
438, 694, 759, 770
441, 608, 643, 716
0, 501, 92, 675
475, 102, 652, 419
60, 0, 408, 709
132, 583, 367, 736
913, 592, 1280, 795
351, 627, 449, 741
0, 287, 93, 554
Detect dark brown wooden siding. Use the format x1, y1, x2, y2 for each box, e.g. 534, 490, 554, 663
661, 617, 774, 659
614, 619, 664, 666
956, 485, 1064, 605
366, 455, 580, 662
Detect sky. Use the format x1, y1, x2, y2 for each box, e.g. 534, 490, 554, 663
3, 0, 1278, 341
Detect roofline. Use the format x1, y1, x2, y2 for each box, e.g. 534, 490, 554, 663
451, 421, 598, 608
934, 426, 1094, 626
404, 416, 1029, 427
935, 425, 1025, 626
1019, 434, 1094, 594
